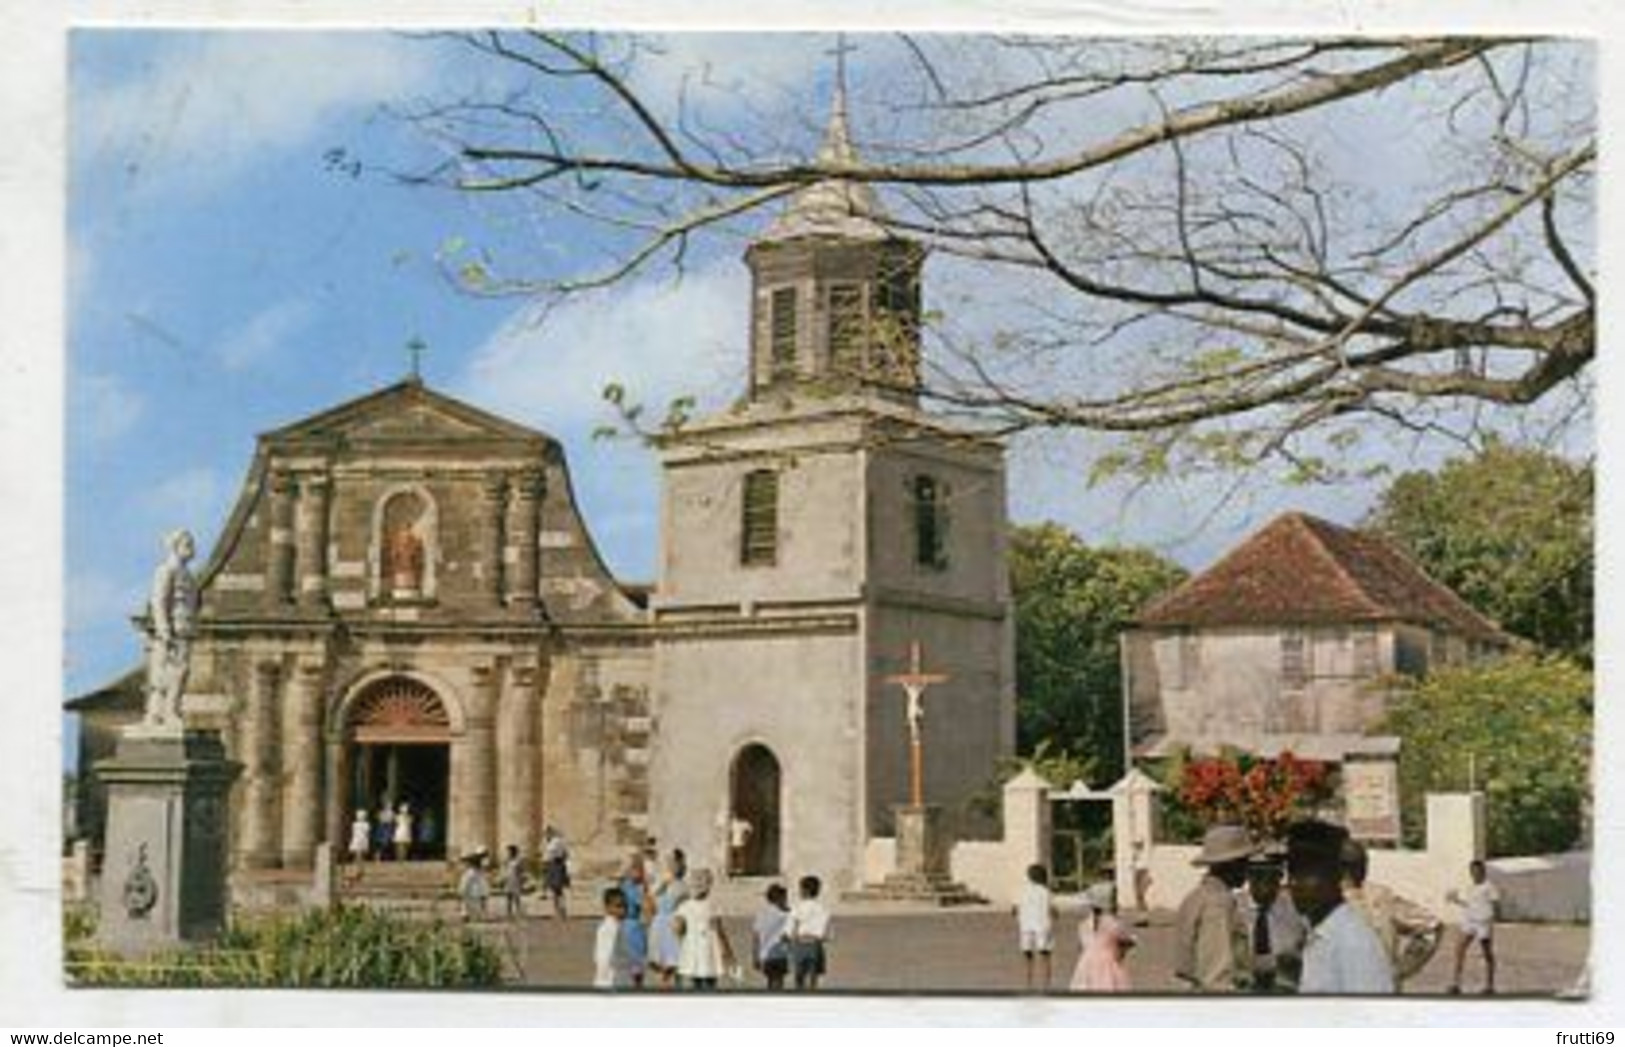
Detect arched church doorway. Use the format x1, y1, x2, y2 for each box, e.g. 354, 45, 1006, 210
729, 743, 781, 876
347, 676, 450, 861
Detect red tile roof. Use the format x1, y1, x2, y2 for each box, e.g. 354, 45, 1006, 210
1136, 512, 1507, 643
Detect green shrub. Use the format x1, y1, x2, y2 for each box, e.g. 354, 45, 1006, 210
65, 904, 504, 989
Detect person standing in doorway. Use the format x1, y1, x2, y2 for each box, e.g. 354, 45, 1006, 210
1014, 863, 1057, 992
787, 874, 832, 991
1174, 824, 1253, 992
415, 806, 438, 860
393, 803, 413, 862
375, 800, 395, 861
1287, 820, 1394, 994
1446, 859, 1501, 994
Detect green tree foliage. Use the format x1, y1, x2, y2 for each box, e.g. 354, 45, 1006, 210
1381, 655, 1591, 857
1367, 441, 1593, 662
1010, 522, 1186, 784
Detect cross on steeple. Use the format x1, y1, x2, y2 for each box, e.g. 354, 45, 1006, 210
824, 32, 859, 101
406, 336, 427, 382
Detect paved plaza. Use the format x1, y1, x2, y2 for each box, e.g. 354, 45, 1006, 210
476, 900, 1588, 998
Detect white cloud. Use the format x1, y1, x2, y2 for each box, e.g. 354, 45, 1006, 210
75, 32, 431, 194
70, 372, 144, 446
457, 261, 747, 434
217, 300, 313, 371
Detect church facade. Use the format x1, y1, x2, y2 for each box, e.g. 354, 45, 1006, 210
70, 97, 1016, 895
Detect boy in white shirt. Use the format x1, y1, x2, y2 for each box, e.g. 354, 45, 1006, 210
1447, 859, 1501, 994
1015, 863, 1057, 992
593, 886, 633, 989
786, 875, 832, 990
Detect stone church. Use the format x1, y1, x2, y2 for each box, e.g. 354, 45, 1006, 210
70, 96, 1016, 896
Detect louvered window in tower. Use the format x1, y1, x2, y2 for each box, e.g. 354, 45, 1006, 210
828, 284, 865, 375
770, 287, 798, 379
740, 469, 779, 567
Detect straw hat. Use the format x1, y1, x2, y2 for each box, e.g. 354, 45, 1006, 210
1191, 824, 1255, 866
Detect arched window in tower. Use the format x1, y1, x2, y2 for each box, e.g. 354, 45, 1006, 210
381, 491, 429, 598
912, 474, 950, 570
740, 469, 779, 567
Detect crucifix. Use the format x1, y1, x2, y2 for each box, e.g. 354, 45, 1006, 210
883, 640, 950, 808
406, 336, 427, 380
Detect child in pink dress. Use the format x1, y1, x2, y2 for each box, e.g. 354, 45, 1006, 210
1071, 882, 1134, 992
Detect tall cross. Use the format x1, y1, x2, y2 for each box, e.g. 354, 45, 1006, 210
883, 640, 950, 808
406, 336, 427, 380
824, 33, 858, 101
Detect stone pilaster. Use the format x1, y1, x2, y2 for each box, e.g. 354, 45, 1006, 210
452, 664, 499, 856
482, 475, 508, 607
266, 471, 296, 608
508, 470, 544, 610
496, 662, 539, 856
295, 473, 331, 610
239, 660, 282, 869
279, 660, 324, 868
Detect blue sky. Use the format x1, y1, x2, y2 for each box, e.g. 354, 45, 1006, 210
63, 29, 1593, 725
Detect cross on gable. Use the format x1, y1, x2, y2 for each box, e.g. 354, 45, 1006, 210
823, 32, 860, 88
406, 336, 428, 380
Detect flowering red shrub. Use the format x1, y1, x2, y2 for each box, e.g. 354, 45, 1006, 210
1177, 751, 1331, 842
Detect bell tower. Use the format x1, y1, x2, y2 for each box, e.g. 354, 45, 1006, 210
742, 77, 925, 402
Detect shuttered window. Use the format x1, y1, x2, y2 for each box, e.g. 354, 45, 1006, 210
828, 284, 865, 374
1281, 630, 1308, 689
770, 288, 798, 378
741, 470, 779, 566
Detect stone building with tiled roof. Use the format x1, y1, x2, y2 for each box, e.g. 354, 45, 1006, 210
1123, 511, 1510, 771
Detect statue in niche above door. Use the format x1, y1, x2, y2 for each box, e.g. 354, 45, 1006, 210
382, 492, 428, 598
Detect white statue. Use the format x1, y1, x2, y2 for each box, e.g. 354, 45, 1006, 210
143, 529, 199, 729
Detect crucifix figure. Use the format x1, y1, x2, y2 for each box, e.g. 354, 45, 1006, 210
883, 641, 949, 808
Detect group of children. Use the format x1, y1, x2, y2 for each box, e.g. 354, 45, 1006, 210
593, 869, 833, 992
1016, 864, 1134, 993
455, 826, 573, 923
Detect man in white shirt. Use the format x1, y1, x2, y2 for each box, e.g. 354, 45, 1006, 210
1286, 820, 1394, 994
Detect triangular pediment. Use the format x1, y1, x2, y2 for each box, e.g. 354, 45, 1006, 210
263, 380, 553, 449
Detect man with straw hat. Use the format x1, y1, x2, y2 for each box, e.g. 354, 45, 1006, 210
1174, 824, 1254, 991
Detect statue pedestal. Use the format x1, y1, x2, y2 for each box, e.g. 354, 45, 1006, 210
95, 729, 240, 956
845, 804, 984, 906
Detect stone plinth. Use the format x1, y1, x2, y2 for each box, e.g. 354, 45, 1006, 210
846, 804, 984, 906
96, 729, 241, 956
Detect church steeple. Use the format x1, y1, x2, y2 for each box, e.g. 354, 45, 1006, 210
744, 50, 925, 403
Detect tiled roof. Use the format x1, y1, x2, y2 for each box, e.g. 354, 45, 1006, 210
1136, 512, 1507, 643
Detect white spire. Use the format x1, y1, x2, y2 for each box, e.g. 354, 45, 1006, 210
756, 38, 887, 244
